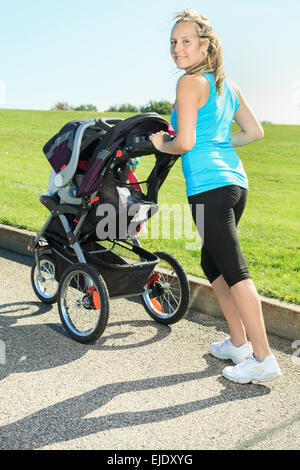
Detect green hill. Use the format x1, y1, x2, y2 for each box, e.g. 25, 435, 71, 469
0, 109, 299, 304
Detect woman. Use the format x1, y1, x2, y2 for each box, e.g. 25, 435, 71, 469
149, 9, 281, 384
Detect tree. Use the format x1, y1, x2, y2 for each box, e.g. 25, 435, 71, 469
52, 102, 73, 111
104, 100, 173, 115
140, 100, 173, 115
105, 103, 139, 113
105, 105, 118, 112
74, 104, 98, 112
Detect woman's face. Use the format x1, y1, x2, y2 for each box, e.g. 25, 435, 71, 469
170, 22, 208, 70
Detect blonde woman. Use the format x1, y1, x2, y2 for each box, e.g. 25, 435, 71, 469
149, 9, 281, 384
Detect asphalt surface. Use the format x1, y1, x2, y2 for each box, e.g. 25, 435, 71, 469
0, 247, 299, 450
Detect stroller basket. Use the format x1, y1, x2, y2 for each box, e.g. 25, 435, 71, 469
46, 236, 159, 298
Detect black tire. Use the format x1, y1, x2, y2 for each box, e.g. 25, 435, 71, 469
57, 263, 109, 343
141, 251, 190, 324
31, 253, 58, 304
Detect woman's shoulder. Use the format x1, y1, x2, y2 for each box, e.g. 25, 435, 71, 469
176, 73, 210, 110
177, 73, 210, 93
177, 72, 210, 84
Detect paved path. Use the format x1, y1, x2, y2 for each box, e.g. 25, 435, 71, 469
0, 248, 299, 450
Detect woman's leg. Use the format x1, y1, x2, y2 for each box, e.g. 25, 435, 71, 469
222, 188, 272, 360
208, 187, 272, 360
230, 279, 272, 360
190, 189, 247, 345
200, 246, 248, 346
211, 274, 248, 346
189, 186, 273, 361
210, 273, 271, 360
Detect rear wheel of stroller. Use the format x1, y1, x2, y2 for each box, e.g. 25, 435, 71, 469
31, 253, 58, 304
57, 263, 109, 343
141, 251, 190, 324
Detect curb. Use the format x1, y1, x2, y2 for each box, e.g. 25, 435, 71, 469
1, 223, 299, 341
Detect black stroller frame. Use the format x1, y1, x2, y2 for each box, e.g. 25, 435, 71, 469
29, 114, 190, 343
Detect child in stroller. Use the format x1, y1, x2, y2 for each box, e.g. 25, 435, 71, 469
29, 113, 190, 343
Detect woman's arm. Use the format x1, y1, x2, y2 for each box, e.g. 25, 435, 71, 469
149, 74, 208, 154
231, 85, 264, 147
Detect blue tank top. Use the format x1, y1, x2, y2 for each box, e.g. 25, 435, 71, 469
170, 72, 248, 196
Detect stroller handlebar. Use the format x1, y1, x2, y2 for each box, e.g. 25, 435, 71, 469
126, 140, 155, 153
124, 134, 175, 156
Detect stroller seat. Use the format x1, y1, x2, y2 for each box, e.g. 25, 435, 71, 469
42, 113, 179, 241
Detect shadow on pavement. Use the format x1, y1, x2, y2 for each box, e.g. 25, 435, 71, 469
184, 307, 292, 355
0, 250, 275, 450
0, 353, 271, 450
0, 300, 172, 379
0, 248, 33, 267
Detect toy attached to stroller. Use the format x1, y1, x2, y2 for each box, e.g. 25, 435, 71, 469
29, 113, 190, 343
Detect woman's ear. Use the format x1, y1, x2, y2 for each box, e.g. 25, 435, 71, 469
200, 39, 209, 55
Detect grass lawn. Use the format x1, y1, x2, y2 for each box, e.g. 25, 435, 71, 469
0, 109, 299, 304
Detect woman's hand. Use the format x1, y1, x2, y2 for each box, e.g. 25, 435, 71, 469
149, 131, 172, 152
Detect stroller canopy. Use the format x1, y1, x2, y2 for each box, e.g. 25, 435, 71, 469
77, 113, 170, 196
43, 113, 178, 198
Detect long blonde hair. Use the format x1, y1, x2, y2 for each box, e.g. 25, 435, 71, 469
172, 8, 226, 95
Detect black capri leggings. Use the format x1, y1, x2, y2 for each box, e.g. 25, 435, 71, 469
188, 185, 251, 288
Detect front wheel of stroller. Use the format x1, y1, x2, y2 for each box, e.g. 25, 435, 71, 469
141, 251, 190, 325
31, 253, 58, 304
57, 263, 109, 343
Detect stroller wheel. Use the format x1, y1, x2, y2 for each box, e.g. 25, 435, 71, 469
141, 251, 190, 324
31, 253, 58, 304
57, 263, 109, 343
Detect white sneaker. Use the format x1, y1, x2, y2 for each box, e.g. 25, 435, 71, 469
210, 337, 253, 364
222, 353, 282, 384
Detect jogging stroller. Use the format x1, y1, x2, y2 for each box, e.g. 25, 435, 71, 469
29, 113, 190, 343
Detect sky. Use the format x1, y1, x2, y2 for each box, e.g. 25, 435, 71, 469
0, 0, 299, 124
